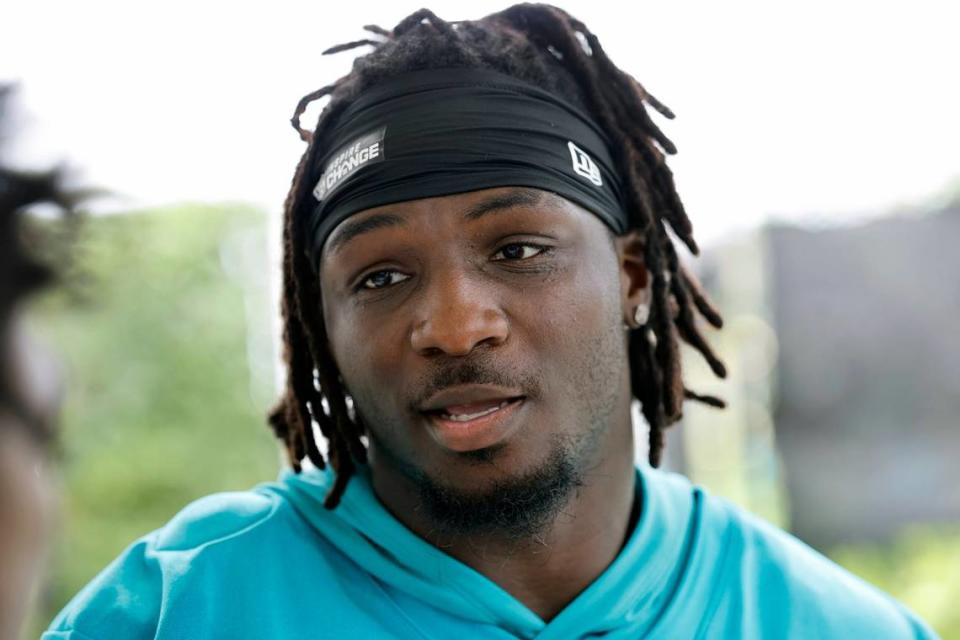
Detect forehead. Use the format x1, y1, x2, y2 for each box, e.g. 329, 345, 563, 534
320, 186, 601, 265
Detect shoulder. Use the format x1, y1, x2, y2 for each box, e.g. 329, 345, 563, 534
44, 486, 299, 640
696, 490, 937, 639
151, 488, 285, 551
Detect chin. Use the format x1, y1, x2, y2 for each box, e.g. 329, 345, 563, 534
413, 438, 585, 538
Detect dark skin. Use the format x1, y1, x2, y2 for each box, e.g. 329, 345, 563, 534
319, 186, 650, 621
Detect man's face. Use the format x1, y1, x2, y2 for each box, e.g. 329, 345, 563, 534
319, 187, 641, 532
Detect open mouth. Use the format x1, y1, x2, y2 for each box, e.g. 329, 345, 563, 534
423, 396, 525, 422
421, 396, 527, 452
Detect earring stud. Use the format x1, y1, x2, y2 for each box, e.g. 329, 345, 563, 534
633, 303, 650, 327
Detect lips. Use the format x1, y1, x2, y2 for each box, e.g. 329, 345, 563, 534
417, 384, 527, 452
436, 397, 515, 421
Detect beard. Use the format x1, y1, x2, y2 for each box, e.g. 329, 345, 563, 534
405, 437, 584, 539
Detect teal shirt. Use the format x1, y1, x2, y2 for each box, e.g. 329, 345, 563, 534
44, 465, 937, 639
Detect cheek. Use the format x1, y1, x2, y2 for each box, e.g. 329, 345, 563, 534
521, 251, 621, 350
324, 314, 419, 457
325, 307, 407, 400
518, 252, 626, 422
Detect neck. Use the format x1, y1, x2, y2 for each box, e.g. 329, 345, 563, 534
370, 417, 638, 622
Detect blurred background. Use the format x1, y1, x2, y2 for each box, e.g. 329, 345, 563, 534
4, 1, 959, 637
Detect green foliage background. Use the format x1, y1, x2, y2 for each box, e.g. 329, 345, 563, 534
27, 205, 280, 637
830, 526, 960, 639
22, 204, 957, 638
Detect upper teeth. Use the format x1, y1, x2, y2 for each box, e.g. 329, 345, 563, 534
442, 399, 512, 422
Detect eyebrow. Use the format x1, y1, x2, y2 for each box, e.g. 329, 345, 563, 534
462, 188, 544, 221
325, 212, 405, 256
325, 188, 546, 256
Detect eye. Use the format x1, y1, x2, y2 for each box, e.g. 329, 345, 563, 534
492, 242, 549, 261
357, 269, 410, 291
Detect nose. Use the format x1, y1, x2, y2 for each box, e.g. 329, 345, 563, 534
410, 273, 509, 357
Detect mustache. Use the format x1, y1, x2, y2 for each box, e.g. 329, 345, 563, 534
410, 354, 541, 412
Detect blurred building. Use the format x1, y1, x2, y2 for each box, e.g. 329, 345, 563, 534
675, 204, 960, 550
768, 206, 960, 548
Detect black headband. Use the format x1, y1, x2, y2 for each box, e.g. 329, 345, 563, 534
304, 68, 630, 268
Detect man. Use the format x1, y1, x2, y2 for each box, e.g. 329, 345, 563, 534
0, 86, 70, 640
46, 5, 937, 639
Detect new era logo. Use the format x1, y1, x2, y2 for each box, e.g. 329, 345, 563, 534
567, 141, 602, 187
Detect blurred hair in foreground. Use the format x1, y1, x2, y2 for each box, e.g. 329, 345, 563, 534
0, 83, 78, 640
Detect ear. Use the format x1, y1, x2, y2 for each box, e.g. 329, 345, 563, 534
614, 229, 651, 328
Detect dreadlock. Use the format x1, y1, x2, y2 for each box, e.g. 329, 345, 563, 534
269, 3, 726, 508
0, 84, 79, 444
